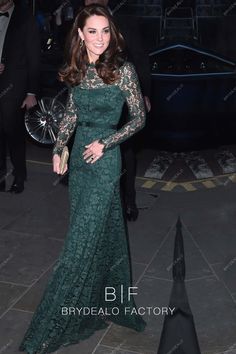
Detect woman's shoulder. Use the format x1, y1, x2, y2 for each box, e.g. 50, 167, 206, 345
117, 62, 138, 84
115, 62, 139, 91
119, 61, 136, 74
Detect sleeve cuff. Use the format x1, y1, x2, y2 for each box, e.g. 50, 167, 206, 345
98, 139, 107, 152
53, 146, 63, 156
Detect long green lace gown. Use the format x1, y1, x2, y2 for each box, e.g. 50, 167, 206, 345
19, 61, 146, 353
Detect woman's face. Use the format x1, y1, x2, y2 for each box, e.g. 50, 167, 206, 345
78, 15, 111, 63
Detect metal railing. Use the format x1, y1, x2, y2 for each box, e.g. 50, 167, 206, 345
161, 7, 198, 41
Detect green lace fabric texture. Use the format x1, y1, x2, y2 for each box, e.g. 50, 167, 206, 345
19, 61, 146, 354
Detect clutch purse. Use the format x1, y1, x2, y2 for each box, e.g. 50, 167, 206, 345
59, 146, 69, 174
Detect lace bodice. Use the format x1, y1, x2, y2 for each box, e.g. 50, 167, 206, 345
53, 61, 146, 155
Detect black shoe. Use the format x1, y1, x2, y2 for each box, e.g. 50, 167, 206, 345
8, 180, 24, 194
0, 180, 6, 192
126, 204, 139, 221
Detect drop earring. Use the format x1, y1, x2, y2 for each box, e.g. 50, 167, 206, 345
80, 40, 84, 48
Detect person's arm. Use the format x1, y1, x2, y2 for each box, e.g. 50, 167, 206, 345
99, 62, 146, 151
53, 89, 78, 156
25, 13, 41, 95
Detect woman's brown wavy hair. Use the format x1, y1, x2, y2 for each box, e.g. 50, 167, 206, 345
59, 5, 126, 86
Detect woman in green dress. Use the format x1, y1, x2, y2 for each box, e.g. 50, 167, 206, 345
19, 4, 147, 353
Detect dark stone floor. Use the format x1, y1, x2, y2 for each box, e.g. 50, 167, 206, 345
0, 142, 236, 353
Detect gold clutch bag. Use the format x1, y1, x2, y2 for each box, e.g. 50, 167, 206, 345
59, 146, 69, 174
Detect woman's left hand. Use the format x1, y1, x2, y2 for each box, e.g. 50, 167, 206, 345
83, 140, 105, 164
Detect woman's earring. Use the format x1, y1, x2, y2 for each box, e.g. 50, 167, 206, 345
80, 40, 84, 48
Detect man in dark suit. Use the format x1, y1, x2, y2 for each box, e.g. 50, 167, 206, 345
84, 0, 151, 221
0, 0, 40, 193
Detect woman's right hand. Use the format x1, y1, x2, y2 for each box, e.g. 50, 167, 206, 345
53, 154, 68, 175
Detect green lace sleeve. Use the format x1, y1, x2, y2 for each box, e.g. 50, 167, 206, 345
53, 88, 78, 156
100, 62, 146, 151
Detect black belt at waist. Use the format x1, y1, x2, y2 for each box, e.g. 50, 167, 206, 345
77, 121, 117, 130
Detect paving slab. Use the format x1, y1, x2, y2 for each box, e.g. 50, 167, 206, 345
3, 185, 70, 240
182, 221, 236, 265
0, 309, 107, 354
94, 345, 145, 354
0, 230, 61, 286
0, 282, 27, 317
0, 310, 33, 354
145, 225, 213, 281
186, 277, 236, 354
212, 261, 236, 296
